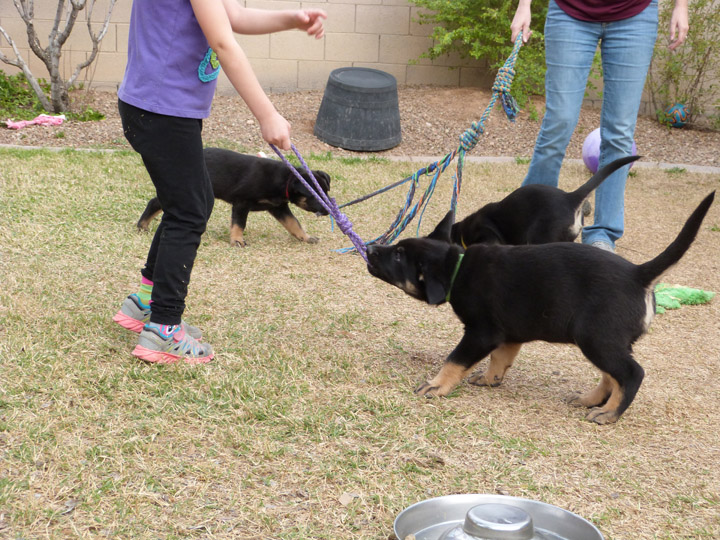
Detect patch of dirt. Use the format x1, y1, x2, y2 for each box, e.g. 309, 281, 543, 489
2, 86, 719, 168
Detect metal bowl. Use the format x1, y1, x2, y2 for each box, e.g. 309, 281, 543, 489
394, 494, 603, 540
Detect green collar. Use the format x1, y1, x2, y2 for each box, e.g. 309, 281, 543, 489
445, 253, 464, 303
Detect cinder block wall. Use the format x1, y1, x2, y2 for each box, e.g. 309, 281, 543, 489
5, 0, 706, 118
0, 0, 493, 94
0, 0, 131, 91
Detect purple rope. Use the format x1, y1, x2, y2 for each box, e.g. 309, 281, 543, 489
269, 143, 368, 263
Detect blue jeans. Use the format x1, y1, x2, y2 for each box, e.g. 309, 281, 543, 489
522, 0, 658, 246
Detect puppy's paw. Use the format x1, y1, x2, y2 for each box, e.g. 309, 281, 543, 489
307, 236, 319, 244
414, 381, 451, 398
231, 239, 247, 248
468, 372, 503, 387
566, 388, 609, 409
416, 363, 467, 397
565, 392, 588, 408
586, 407, 620, 425
415, 381, 440, 397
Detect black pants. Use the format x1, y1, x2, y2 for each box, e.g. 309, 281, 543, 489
118, 99, 214, 325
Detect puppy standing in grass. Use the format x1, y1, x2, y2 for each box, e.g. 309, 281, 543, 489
113, 0, 326, 364
137, 148, 332, 247
367, 192, 714, 424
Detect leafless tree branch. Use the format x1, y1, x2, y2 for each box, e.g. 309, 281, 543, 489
69, 0, 116, 88
0, 0, 116, 113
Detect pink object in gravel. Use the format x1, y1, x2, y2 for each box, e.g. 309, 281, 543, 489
5, 114, 66, 130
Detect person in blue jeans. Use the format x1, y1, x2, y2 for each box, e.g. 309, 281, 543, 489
113, 0, 327, 364
510, 0, 688, 251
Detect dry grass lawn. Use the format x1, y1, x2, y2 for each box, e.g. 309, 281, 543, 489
1, 148, 719, 539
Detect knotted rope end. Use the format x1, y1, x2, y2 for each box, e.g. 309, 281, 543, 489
501, 93, 519, 122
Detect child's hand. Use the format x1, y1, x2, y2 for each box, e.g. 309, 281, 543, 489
259, 111, 292, 151
295, 9, 327, 39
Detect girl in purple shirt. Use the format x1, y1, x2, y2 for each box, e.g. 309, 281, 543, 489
113, 0, 326, 364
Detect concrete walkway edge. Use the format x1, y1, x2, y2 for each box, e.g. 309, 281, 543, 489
2, 143, 720, 174
387, 154, 720, 175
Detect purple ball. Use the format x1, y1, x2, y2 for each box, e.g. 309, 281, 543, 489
582, 128, 637, 173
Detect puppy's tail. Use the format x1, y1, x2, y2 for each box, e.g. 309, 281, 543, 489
635, 191, 715, 286
570, 155, 641, 204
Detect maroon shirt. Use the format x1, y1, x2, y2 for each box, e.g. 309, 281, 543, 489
555, 0, 653, 22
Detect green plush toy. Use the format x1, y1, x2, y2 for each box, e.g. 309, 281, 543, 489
654, 283, 716, 314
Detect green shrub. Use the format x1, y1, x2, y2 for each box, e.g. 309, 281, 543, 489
0, 70, 105, 122
646, 0, 720, 130
408, 0, 549, 108
0, 71, 46, 120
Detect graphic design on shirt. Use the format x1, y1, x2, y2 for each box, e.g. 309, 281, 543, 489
198, 48, 221, 82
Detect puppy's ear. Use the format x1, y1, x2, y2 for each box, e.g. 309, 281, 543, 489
424, 244, 464, 305
449, 221, 461, 246
313, 171, 331, 191
427, 210, 455, 243
424, 271, 448, 305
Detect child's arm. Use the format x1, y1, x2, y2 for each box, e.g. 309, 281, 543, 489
222, 1, 327, 39
190, 0, 326, 150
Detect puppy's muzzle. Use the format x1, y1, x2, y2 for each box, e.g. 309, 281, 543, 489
365, 244, 386, 276
366, 244, 380, 261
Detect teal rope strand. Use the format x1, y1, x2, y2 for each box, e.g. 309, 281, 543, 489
339, 32, 524, 254
459, 32, 522, 153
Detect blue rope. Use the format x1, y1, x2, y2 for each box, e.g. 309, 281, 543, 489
269, 33, 524, 261
338, 32, 524, 253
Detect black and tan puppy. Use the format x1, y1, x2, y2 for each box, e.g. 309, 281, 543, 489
137, 147, 331, 247
451, 155, 640, 247
367, 192, 714, 424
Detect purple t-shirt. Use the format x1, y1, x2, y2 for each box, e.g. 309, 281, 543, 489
118, 0, 220, 119
555, 0, 652, 22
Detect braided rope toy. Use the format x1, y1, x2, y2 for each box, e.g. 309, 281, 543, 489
269, 143, 369, 262
270, 32, 524, 259
341, 32, 523, 252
